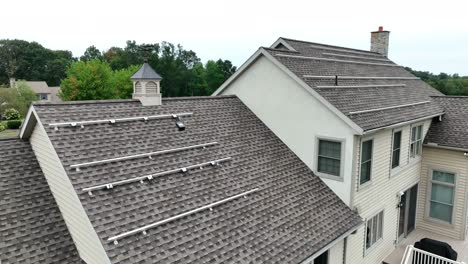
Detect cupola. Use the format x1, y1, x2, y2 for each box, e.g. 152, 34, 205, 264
131, 61, 162, 106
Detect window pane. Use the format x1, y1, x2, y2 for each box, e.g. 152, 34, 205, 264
431, 184, 454, 205
360, 161, 371, 184
362, 140, 373, 161
411, 127, 417, 141
417, 126, 422, 140
416, 141, 422, 155
372, 216, 378, 244
430, 202, 453, 223
366, 219, 372, 249
319, 140, 341, 159
393, 131, 402, 150
318, 157, 340, 176
433, 171, 455, 184
378, 212, 383, 240
392, 149, 400, 168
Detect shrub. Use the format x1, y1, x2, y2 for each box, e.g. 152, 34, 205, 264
0, 123, 5, 132
4, 108, 21, 120
6, 120, 22, 129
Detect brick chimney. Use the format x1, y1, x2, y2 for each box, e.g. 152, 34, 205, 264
370, 26, 390, 57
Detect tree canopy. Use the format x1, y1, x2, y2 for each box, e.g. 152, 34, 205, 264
405, 67, 468, 95
61, 41, 237, 100
0, 39, 74, 86
0, 81, 37, 117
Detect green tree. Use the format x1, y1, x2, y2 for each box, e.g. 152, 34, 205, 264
0, 39, 73, 86
60, 60, 114, 100
0, 81, 37, 116
205, 60, 225, 94
80, 46, 103, 61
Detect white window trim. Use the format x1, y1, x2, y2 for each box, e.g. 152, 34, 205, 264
359, 137, 374, 188
409, 123, 424, 160
364, 209, 385, 256
425, 168, 457, 226
315, 136, 346, 182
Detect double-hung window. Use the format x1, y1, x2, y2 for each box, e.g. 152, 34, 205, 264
392, 131, 402, 168
429, 170, 455, 224
317, 139, 342, 177
360, 140, 373, 185
410, 125, 422, 158
366, 211, 384, 250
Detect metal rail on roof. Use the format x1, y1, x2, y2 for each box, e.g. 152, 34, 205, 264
48, 112, 193, 129
71, 142, 218, 171
322, 52, 391, 62
82, 157, 232, 193
275, 54, 400, 67
303, 75, 420, 80
309, 44, 385, 57
107, 188, 260, 244
316, 84, 406, 89
348, 101, 431, 115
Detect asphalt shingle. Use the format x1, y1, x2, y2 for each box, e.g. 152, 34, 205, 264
0, 139, 82, 264
264, 38, 445, 131
426, 96, 468, 150
33, 95, 362, 264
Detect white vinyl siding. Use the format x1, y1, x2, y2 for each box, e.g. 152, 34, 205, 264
347, 119, 431, 264
360, 140, 373, 185
29, 112, 111, 264
318, 139, 342, 177
365, 211, 384, 251
410, 125, 422, 158
428, 170, 455, 223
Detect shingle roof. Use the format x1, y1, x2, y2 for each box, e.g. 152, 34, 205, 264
0, 139, 82, 264
264, 38, 445, 131
33, 95, 362, 264
425, 96, 468, 150
131, 62, 162, 80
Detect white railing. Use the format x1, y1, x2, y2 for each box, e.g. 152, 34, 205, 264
401, 245, 465, 264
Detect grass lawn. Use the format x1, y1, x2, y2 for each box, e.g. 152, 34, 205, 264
0, 129, 19, 138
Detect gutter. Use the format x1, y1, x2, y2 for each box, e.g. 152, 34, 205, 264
362, 113, 444, 135
424, 143, 468, 153
299, 221, 363, 264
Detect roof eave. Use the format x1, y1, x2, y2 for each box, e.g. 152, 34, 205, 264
19, 105, 37, 139
362, 112, 445, 135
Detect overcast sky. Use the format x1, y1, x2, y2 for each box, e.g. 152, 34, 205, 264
2, 0, 467, 75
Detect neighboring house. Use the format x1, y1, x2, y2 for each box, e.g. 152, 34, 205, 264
214, 28, 468, 263
1, 62, 363, 263
10, 78, 62, 102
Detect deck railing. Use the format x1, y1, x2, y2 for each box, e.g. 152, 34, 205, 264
401, 245, 465, 264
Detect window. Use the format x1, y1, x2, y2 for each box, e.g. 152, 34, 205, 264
392, 131, 402, 168
429, 170, 455, 224
317, 139, 342, 177
37, 93, 48, 100
410, 125, 422, 158
360, 140, 373, 185
314, 250, 328, 264
366, 211, 384, 250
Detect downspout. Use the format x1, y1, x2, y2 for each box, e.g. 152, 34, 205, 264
342, 237, 348, 264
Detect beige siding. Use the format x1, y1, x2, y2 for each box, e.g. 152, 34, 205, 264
29, 112, 110, 264
329, 239, 344, 263
418, 147, 468, 240
221, 56, 357, 205
347, 120, 431, 264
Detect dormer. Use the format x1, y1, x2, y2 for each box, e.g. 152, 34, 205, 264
131, 61, 162, 106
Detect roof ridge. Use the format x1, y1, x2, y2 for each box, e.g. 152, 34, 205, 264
280, 37, 382, 55
32, 95, 237, 106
